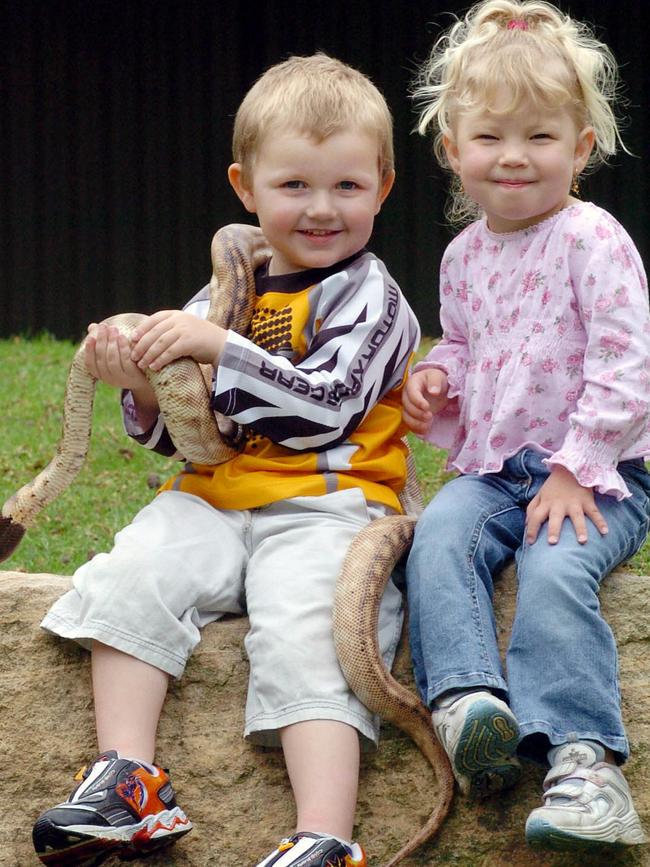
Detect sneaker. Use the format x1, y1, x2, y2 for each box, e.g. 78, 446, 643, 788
255, 831, 367, 867
526, 741, 647, 851
32, 751, 192, 866
432, 690, 521, 798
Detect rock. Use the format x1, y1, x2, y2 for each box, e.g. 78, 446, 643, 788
1, 567, 648, 867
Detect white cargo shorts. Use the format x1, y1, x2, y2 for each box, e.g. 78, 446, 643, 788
42, 488, 404, 746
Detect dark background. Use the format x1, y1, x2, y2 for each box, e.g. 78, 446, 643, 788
1, 0, 648, 339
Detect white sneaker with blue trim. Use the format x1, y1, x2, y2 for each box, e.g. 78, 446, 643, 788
431, 689, 521, 798
526, 741, 647, 850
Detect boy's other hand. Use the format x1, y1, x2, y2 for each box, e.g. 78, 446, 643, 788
130, 311, 227, 371
85, 322, 150, 391
525, 464, 609, 545
402, 368, 450, 434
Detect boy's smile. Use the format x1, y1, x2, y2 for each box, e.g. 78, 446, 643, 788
229, 129, 394, 276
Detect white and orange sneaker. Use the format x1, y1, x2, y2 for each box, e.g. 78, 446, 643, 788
32, 750, 192, 865
256, 831, 367, 867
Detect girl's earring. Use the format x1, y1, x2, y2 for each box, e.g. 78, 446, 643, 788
571, 172, 581, 197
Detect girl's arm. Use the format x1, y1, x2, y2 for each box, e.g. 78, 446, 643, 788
407, 249, 469, 446
402, 368, 450, 434
546, 212, 650, 500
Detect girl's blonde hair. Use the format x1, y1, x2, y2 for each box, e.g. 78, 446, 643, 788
413, 0, 625, 223
233, 53, 394, 185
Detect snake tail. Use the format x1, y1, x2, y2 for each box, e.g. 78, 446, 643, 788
334, 514, 454, 866
0, 347, 99, 562
0, 516, 26, 561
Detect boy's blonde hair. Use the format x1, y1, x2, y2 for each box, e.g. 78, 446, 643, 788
232, 53, 394, 184
413, 0, 625, 223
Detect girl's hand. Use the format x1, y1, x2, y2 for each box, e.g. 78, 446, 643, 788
130, 311, 227, 371
526, 464, 609, 545
402, 368, 450, 434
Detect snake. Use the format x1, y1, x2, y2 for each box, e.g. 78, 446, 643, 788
0, 223, 454, 865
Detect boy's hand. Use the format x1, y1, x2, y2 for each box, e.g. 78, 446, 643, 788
402, 368, 450, 434
85, 323, 150, 392
85, 322, 159, 425
526, 464, 609, 545
130, 311, 227, 371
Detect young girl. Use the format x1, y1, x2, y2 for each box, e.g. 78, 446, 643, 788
404, 0, 650, 852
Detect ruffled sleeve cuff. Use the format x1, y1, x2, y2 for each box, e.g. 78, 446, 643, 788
544, 445, 631, 501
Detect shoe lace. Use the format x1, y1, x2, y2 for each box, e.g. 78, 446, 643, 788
72, 751, 119, 784
73, 763, 90, 782
272, 833, 356, 867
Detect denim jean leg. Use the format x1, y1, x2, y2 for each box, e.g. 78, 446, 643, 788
508, 456, 650, 761
407, 472, 525, 708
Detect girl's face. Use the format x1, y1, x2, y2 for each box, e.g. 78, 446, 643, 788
444, 87, 594, 233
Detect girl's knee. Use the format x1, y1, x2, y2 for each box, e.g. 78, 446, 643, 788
517, 541, 601, 612
412, 492, 475, 554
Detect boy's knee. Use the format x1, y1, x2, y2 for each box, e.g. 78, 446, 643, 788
75, 547, 170, 610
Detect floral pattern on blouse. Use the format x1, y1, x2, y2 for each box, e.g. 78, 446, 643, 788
416, 202, 650, 499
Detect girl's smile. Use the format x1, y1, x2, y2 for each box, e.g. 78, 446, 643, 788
494, 179, 534, 187
444, 88, 594, 233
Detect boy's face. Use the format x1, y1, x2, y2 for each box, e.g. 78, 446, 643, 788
228, 129, 394, 276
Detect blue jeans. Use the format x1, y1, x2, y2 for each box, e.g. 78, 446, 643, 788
406, 449, 650, 762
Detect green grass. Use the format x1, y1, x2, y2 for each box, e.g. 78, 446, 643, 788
1, 335, 648, 575
0, 335, 177, 574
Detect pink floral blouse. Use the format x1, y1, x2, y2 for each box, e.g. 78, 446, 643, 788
416, 202, 650, 499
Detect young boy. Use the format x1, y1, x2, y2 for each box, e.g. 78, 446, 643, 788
33, 54, 420, 867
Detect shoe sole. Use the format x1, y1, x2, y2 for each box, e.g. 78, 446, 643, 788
453, 698, 521, 799
526, 815, 647, 851
33, 813, 192, 866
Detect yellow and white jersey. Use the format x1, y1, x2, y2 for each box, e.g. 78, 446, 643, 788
127, 248, 420, 512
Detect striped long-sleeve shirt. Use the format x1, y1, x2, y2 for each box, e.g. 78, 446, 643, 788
126, 249, 420, 512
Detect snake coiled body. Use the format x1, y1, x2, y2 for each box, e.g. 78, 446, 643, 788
0, 224, 270, 555
0, 223, 453, 864
335, 514, 454, 865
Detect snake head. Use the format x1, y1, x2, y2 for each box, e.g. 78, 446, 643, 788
0, 515, 26, 562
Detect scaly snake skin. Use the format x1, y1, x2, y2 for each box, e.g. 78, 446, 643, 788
0, 223, 453, 865
0, 224, 270, 552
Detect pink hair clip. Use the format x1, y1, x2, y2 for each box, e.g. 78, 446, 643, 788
507, 18, 529, 30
